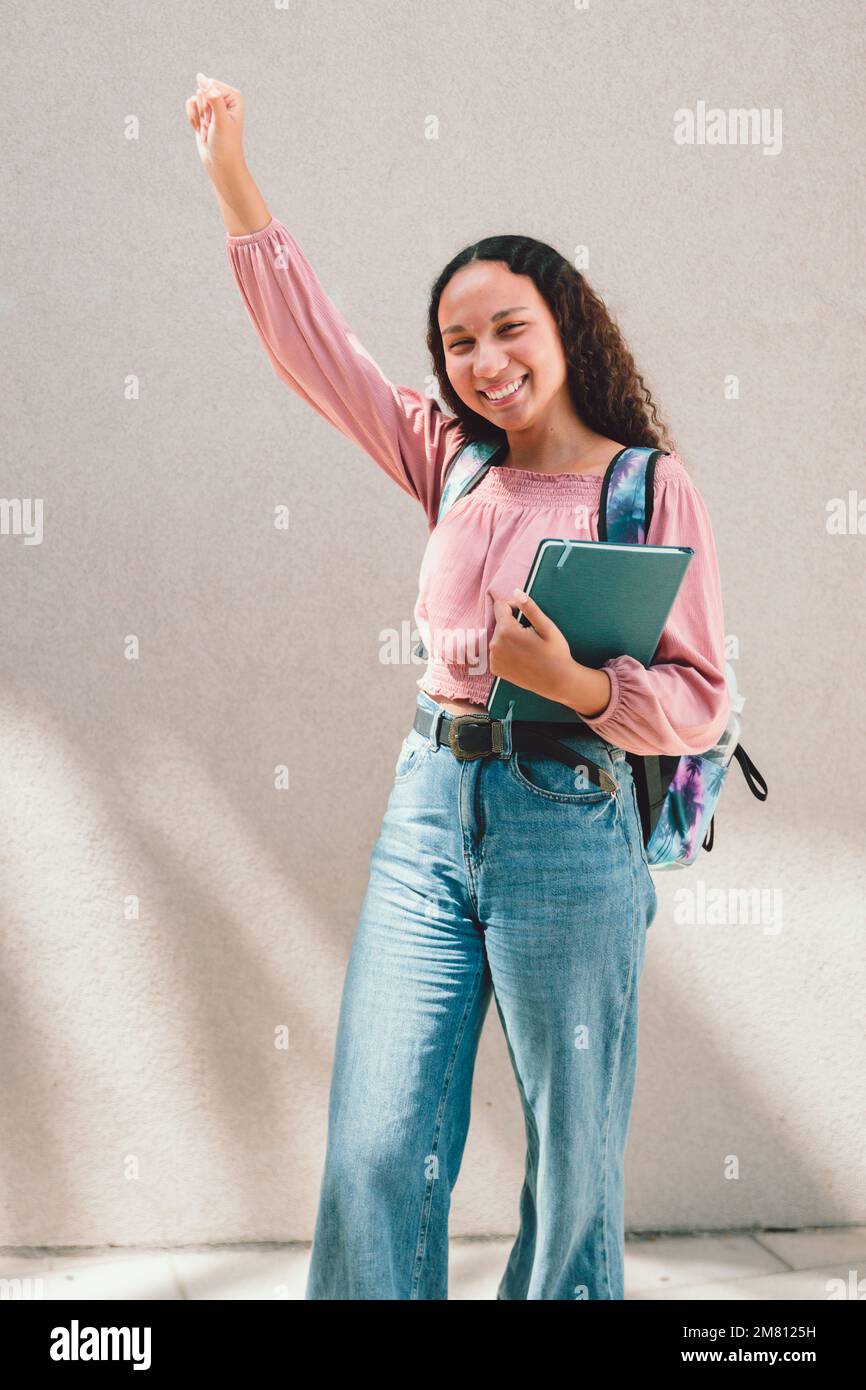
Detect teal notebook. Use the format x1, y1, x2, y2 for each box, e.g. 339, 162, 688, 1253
486, 538, 694, 722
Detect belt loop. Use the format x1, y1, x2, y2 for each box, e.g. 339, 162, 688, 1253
428, 705, 445, 749
499, 699, 515, 758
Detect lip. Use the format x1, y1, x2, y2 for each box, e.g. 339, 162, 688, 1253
478, 373, 528, 406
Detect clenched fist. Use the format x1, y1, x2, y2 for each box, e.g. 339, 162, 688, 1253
184, 72, 245, 174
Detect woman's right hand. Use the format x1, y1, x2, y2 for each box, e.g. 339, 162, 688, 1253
185, 72, 245, 176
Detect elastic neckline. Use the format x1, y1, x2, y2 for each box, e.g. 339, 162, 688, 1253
474, 449, 677, 504
494, 466, 607, 482
480, 465, 611, 503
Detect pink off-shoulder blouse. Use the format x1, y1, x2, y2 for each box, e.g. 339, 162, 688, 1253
225, 215, 730, 757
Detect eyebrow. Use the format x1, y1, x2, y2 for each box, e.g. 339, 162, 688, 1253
441, 306, 530, 337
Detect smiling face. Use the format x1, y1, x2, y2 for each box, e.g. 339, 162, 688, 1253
438, 259, 571, 428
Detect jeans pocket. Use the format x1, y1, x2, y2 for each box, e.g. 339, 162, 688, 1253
393, 727, 432, 784
506, 736, 618, 805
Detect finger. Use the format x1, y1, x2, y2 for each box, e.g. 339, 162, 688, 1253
491, 593, 526, 629
203, 88, 225, 126
492, 598, 524, 636
511, 588, 555, 636
197, 72, 237, 95
185, 96, 200, 132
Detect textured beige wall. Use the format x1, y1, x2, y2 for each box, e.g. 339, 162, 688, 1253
2, 0, 863, 1248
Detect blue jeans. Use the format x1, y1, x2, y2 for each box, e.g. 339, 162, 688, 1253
306, 689, 657, 1300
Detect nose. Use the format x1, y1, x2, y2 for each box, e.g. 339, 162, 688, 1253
474, 346, 512, 385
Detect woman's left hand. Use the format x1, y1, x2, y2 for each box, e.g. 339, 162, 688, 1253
489, 589, 577, 705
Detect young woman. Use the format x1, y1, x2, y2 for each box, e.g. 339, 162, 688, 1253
187, 74, 730, 1300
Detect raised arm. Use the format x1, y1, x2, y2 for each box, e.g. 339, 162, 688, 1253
185, 74, 465, 529
224, 216, 465, 527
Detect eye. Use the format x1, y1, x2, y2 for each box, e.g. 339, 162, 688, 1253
447, 323, 525, 351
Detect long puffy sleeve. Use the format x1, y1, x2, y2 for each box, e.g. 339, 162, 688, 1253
579, 455, 731, 757
225, 216, 465, 529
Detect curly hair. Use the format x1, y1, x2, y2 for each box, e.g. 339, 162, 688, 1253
425, 234, 676, 456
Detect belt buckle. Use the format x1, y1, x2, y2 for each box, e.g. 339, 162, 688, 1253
447, 713, 502, 761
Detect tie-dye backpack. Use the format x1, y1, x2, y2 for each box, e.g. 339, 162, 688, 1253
415, 437, 768, 870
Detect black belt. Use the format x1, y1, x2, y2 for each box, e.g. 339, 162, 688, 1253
412, 706, 618, 795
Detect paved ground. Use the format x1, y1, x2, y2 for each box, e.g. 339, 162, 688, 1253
2, 1226, 863, 1300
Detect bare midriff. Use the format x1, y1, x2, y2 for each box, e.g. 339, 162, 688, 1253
425, 694, 489, 717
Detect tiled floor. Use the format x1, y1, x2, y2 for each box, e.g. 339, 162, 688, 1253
2, 1227, 864, 1300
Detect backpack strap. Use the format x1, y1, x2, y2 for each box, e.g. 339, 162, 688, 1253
598, 446, 665, 545
703, 815, 715, 852
601, 446, 666, 850
435, 437, 508, 525
732, 744, 768, 800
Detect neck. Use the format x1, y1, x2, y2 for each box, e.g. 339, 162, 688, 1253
502, 428, 620, 475
500, 399, 614, 473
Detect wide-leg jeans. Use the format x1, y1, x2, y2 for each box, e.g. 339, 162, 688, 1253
306, 689, 657, 1299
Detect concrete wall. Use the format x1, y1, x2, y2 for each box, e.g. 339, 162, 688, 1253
1, 0, 863, 1245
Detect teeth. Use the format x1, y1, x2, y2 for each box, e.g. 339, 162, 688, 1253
482, 375, 526, 401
